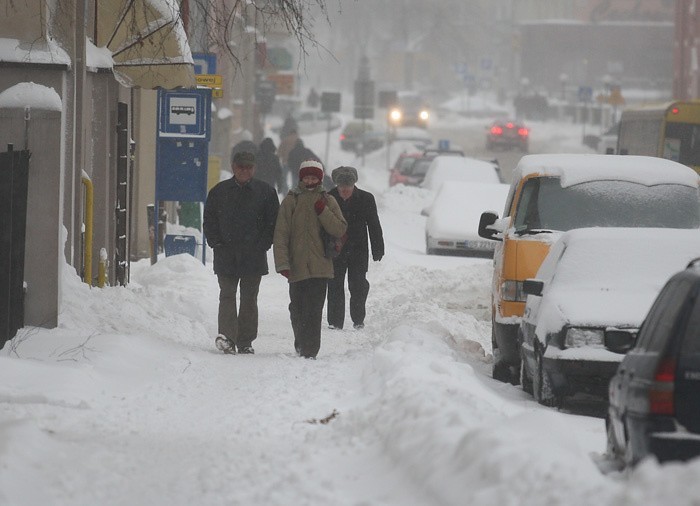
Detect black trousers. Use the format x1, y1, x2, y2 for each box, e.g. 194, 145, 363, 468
289, 277, 328, 358
326, 256, 369, 329
217, 274, 261, 348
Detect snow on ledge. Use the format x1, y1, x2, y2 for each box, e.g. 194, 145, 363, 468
0, 82, 62, 111
0, 37, 70, 66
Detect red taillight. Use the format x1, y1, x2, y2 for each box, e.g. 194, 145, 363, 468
340, 134, 346, 141
649, 357, 676, 415
671, 107, 680, 115
490, 126, 503, 135
518, 128, 529, 137
506, 122, 514, 129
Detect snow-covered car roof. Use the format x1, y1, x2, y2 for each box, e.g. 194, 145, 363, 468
426, 182, 510, 239
514, 154, 700, 188
530, 227, 700, 339
421, 156, 501, 190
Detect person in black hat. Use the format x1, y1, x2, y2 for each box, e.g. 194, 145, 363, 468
326, 166, 384, 330
203, 150, 280, 355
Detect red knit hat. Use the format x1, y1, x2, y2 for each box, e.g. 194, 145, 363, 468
299, 160, 324, 181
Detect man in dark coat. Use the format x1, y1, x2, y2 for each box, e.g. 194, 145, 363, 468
203, 151, 280, 354
326, 166, 384, 330
256, 137, 285, 192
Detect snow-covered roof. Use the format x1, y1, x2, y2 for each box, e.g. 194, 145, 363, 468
513, 154, 700, 188
0, 37, 70, 66
0, 82, 62, 111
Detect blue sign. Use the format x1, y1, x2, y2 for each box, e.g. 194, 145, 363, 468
158, 88, 212, 139
156, 138, 209, 202
192, 52, 217, 75
438, 139, 450, 151
578, 86, 593, 103
164, 235, 198, 257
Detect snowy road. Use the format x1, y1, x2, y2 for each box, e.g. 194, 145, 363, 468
3, 119, 700, 505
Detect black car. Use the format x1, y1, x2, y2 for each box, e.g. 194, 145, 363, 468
607, 259, 700, 467
486, 120, 529, 152
339, 121, 384, 153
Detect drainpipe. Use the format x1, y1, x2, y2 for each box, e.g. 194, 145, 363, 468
81, 174, 93, 286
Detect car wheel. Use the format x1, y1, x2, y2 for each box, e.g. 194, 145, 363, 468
533, 346, 560, 407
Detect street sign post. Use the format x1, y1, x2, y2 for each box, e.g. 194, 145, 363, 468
155, 88, 212, 264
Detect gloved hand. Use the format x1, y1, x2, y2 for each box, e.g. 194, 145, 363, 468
373, 254, 383, 262
280, 270, 290, 278
314, 198, 326, 215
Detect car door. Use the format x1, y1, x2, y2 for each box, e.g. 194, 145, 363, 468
674, 282, 700, 433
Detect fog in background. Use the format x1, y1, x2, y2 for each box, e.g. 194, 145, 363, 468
296, 0, 675, 108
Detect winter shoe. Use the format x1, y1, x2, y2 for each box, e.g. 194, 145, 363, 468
215, 335, 236, 354
328, 324, 341, 330
353, 323, 364, 330
238, 346, 255, 354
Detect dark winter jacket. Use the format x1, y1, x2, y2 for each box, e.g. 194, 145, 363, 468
203, 177, 280, 276
328, 186, 384, 272
256, 138, 285, 190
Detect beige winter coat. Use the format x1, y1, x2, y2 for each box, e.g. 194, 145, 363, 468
273, 184, 347, 283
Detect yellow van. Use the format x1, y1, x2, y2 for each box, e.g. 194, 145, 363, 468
478, 154, 700, 384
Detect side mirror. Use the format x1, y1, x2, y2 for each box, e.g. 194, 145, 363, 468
478, 211, 501, 240
421, 207, 430, 217
605, 329, 637, 354
522, 279, 544, 297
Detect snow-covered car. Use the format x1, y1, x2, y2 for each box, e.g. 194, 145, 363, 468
478, 154, 700, 386
519, 227, 700, 407
425, 182, 509, 257
421, 156, 502, 191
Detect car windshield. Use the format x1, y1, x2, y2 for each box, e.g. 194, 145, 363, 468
513, 177, 700, 231
398, 157, 417, 172
409, 158, 434, 177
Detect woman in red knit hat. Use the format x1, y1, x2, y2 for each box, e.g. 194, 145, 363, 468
273, 160, 347, 358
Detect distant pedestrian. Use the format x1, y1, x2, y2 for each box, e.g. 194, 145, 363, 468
256, 137, 285, 192
326, 166, 384, 330
273, 160, 347, 358
277, 127, 299, 194
203, 151, 280, 355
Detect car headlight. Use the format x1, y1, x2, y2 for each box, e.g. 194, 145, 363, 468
419, 110, 429, 121
390, 109, 402, 122
564, 328, 604, 348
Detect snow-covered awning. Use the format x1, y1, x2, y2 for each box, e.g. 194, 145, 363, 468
96, 0, 196, 89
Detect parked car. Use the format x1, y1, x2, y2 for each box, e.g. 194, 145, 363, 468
421, 155, 502, 191
424, 182, 509, 257
340, 121, 384, 153
391, 127, 432, 149
389, 152, 423, 186
486, 119, 529, 152
520, 227, 700, 407
607, 258, 700, 467
478, 154, 700, 385
389, 149, 464, 187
